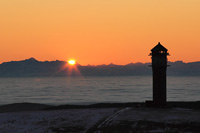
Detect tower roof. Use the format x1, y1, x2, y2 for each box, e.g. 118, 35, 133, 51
151, 42, 168, 52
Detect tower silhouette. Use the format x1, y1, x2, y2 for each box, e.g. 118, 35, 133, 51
149, 42, 169, 107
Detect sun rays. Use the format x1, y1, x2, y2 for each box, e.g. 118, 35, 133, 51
66, 59, 81, 76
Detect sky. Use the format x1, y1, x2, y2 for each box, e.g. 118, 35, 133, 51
0, 0, 200, 65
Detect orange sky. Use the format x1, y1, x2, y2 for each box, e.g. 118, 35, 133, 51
0, 0, 200, 65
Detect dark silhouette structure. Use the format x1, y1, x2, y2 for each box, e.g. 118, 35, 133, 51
147, 42, 169, 107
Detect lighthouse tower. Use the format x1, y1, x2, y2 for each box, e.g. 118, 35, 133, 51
150, 42, 169, 107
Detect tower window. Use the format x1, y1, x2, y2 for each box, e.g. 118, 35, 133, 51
159, 51, 165, 53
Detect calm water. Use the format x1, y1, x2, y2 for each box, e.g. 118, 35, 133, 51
0, 76, 199, 105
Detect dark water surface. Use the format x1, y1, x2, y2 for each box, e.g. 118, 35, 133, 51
0, 76, 199, 105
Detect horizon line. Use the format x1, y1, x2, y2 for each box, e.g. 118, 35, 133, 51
0, 57, 199, 66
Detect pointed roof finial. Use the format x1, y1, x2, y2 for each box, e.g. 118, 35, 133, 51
151, 42, 168, 51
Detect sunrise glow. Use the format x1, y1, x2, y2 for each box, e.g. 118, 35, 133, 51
0, 1, 200, 65
68, 59, 76, 65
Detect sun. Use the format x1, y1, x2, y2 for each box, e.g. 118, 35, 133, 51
68, 59, 76, 65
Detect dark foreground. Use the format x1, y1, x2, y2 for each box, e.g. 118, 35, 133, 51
0, 102, 200, 133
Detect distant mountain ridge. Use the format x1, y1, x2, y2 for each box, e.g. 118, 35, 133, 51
0, 58, 199, 77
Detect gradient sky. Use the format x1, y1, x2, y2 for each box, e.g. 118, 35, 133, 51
0, 0, 200, 65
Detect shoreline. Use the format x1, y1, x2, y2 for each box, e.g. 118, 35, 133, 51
0, 101, 200, 113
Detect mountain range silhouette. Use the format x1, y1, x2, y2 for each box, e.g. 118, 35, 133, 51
0, 58, 199, 77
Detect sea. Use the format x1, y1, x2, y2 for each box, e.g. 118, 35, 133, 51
0, 76, 199, 105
